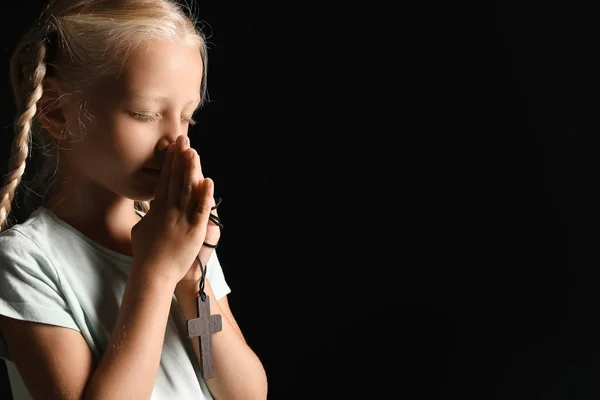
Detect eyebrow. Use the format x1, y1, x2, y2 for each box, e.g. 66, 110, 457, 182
129, 94, 201, 110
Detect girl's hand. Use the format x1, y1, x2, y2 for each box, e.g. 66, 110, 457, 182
130, 135, 214, 286
177, 137, 222, 284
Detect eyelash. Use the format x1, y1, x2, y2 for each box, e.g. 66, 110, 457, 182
132, 113, 197, 126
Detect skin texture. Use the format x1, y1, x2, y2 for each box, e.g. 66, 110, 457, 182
0, 38, 268, 399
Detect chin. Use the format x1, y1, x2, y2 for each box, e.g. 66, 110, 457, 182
121, 177, 158, 202
127, 190, 156, 202
131, 195, 154, 202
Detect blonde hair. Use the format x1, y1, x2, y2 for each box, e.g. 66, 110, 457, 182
0, 0, 208, 231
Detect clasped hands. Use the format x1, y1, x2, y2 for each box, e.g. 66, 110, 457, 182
165, 135, 221, 284
154, 135, 222, 286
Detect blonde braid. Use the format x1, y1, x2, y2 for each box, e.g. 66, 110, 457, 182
0, 30, 47, 231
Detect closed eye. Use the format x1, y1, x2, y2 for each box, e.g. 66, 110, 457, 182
131, 113, 196, 125
131, 113, 156, 122
184, 116, 197, 126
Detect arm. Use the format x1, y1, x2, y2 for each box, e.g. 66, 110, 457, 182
0, 260, 177, 400
175, 279, 268, 400
84, 261, 176, 399
0, 316, 94, 399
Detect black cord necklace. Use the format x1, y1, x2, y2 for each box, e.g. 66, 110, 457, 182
186, 197, 224, 380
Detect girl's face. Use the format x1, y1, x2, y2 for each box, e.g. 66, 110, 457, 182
62, 38, 204, 203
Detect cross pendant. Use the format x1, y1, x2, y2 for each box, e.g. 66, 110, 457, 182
186, 294, 222, 379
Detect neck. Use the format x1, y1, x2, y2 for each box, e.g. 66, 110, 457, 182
42, 180, 141, 245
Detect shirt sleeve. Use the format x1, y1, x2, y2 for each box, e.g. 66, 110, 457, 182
0, 229, 79, 333
206, 250, 231, 301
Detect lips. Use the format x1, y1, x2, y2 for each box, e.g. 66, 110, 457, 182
143, 168, 161, 177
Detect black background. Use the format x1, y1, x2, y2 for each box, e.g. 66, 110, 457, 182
3, 0, 600, 399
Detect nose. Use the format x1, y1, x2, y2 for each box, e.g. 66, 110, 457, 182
153, 134, 187, 169
157, 132, 189, 153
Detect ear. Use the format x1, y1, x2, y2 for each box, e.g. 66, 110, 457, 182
36, 77, 69, 140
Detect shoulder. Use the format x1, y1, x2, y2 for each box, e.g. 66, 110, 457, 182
0, 213, 58, 280
0, 207, 55, 252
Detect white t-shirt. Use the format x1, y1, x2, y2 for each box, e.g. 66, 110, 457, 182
0, 206, 231, 399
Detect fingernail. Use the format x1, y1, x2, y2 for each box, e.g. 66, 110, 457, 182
205, 178, 212, 188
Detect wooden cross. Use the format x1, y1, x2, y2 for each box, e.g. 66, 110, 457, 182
186, 295, 222, 379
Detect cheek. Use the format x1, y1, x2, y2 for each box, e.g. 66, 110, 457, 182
71, 114, 133, 169
108, 116, 158, 167
69, 99, 149, 171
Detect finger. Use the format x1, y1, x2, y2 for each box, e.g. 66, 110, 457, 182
167, 136, 189, 207
193, 178, 214, 226
196, 148, 204, 180
181, 148, 197, 213
186, 148, 203, 221
190, 148, 203, 188
154, 143, 175, 202
189, 177, 211, 225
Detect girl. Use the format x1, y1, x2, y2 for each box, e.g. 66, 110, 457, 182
0, 0, 267, 399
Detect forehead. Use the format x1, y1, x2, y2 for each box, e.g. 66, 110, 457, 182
113, 38, 204, 101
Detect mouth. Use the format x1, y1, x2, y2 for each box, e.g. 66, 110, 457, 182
143, 168, 161, 178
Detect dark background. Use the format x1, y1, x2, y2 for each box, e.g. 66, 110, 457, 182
2, 0, 600, 399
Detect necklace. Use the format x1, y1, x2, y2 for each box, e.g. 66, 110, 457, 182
186, 197, 224, 380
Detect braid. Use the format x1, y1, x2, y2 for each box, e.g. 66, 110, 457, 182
0, 32, 48, 231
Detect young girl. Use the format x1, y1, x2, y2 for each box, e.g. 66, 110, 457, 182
0, 0, 267, 399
